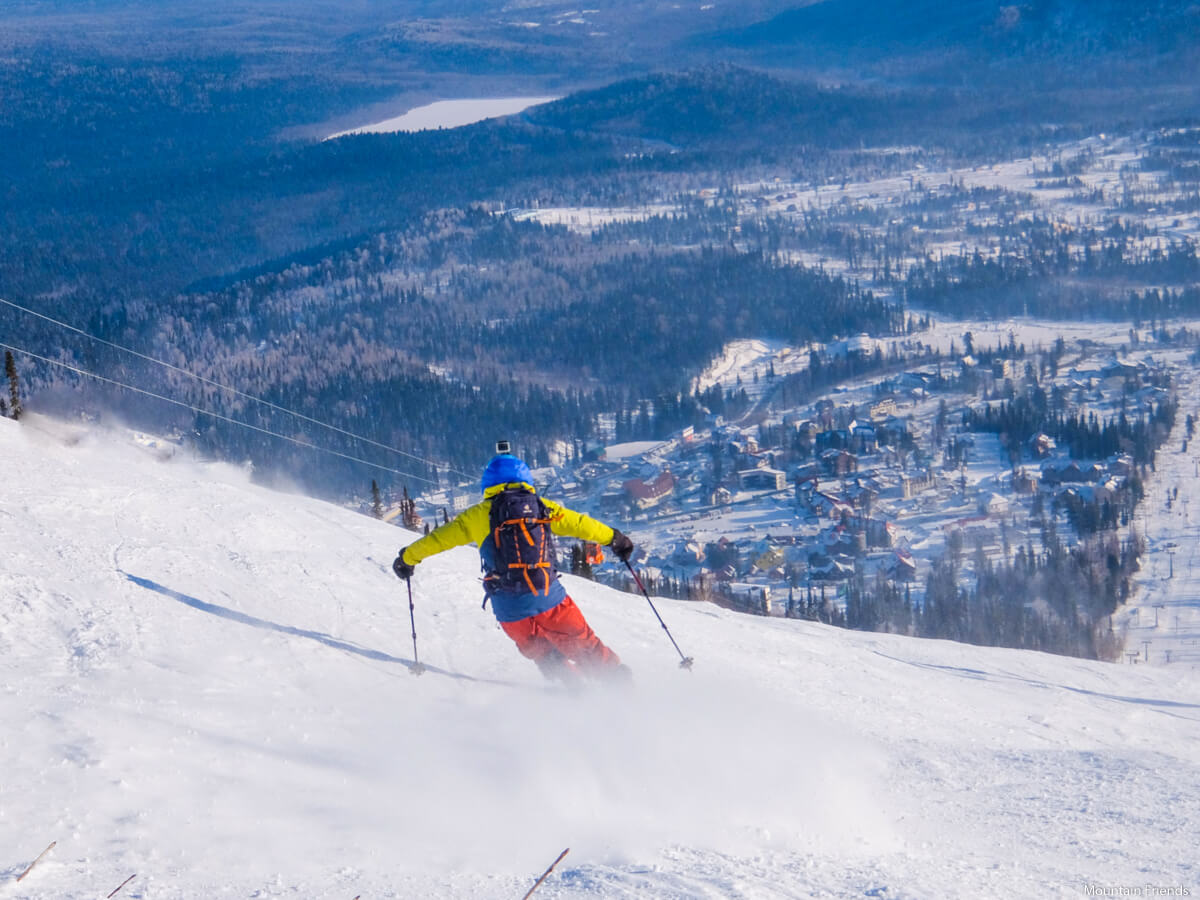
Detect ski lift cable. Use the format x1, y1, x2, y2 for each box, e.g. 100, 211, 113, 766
1, 341, 443, 485
0, 296, 474, 479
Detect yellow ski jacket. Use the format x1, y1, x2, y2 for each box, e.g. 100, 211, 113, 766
399, 481, 615, 622
401, 482, 614, 565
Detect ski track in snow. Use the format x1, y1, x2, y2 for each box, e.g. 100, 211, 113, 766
2, 414, 1199, 898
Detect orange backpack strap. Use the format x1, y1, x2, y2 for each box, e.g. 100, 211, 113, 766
487, 489, 558, 596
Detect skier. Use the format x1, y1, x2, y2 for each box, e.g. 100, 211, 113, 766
392, 450, 635, 683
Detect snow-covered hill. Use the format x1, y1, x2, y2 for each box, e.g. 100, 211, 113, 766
2, 414, 1199, 899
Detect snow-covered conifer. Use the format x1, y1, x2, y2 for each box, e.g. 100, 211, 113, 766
5, 351, 21, 420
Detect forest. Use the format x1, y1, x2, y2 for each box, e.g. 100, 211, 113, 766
3, 7, 1200, 498
10, 208, 907, 494
840, 521, 1143, 660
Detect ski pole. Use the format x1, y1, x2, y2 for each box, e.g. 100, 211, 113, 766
624, 559, 694, 670
405, 577, 426, 676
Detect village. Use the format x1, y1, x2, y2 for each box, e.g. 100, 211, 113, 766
413, 318, 1189, 624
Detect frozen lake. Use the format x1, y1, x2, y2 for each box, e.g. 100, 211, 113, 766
325, 96, 559, 140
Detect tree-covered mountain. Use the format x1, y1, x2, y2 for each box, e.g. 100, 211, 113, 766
16, 206, 905, 495
0, 66, 965, 302
525, 66, 907, 150
4, 1, 1200, 496
705, 0, 1200, 84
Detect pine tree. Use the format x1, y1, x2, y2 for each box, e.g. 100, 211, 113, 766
371, 480, 384, 519
5, 351, 21, 420
399, 485, 420, 530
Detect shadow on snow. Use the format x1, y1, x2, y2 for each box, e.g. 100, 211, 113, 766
122, 571, 519, 686
872, 649, 1200, 714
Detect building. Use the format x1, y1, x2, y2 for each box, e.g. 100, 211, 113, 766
1106, 454, 1134, 477
847, 516, 897, 548
852, 424, 879, 454
670, 541, 705, 565
752, 546, 786, 573
1029, 432, 1057, 459
739, 467, 788, 491
887, 550, 918, 581
809, 558, 855, 581
1041, 460, 1104, 485
845, 479, 879, 510
623, 470, 677, 509
819, 449, 858, 477
1101, 357, 1146, 380
1012, 469, 1039, 494
805, 490, 853, 520
869, 398, 898, 421
833, 333, 878, 359
794, 463, 821, 492
819, 524, 859, 556
978, 492, 1010, 516
816, 427, 852, 452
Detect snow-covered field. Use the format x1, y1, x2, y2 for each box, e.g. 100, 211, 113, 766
3, 414, 1200, 898
691, 316, 1194, 403
326, 97, 558, 140
513, 131, 1197, 288
737, 133, 1188, 237
508, 204, 677, 234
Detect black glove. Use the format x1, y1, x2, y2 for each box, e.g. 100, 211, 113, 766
610, 529, 634, 563
393, 551, 415, 580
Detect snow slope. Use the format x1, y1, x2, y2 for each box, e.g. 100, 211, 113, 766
2, 414, 1199, 899
1122, 363, 1200, 669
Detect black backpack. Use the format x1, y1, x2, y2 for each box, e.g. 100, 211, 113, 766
486, 487, 558, 596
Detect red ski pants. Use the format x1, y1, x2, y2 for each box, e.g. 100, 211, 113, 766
500, 596, 621, 671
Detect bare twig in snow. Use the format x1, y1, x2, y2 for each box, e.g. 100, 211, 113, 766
522, 847, 570, 900
15, 841, 56, 882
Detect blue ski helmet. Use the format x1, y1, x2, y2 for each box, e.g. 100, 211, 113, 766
481, 453, 532, 493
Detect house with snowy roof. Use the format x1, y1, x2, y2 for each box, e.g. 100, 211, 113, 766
1101, 357, 1146, 380
809, 557, 855, 582
805, 490, 854, 520
623, 470, 677, 509
886, 550, 918, 581
977, 491, 1010, 516
1029, 432, 1057, 459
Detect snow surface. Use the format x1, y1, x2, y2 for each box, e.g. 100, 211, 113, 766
3, 414, 1200, 898
1122, 363, 1200, 669
604, 441, 667, 461
325, 97, 558, 140
508, 205, 676, 234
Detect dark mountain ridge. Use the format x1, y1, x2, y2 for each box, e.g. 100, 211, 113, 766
703, 0, 1200, 85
